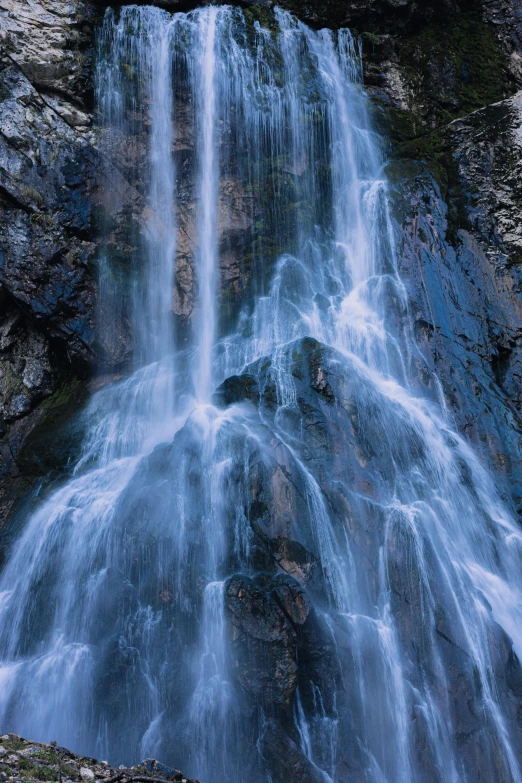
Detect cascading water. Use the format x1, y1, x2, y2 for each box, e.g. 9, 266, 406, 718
1, 6, 522, 783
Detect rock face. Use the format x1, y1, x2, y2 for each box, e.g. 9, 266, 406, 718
0, 0, 137, 508
452, 91, 522, 263
1, 0, 521, 501
385, 89, 522, 513
0, 62, 96, 364
225, 573, 300, 707
210, 336, 522, 780
0, 301, 55, 424
0, 0, 96, 109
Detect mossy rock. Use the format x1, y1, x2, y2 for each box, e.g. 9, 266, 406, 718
371, 11, 512, 245
32, 750, 59, 766
18, 759, 59, 782
398, 11, 513, 127
242, 5, 277, 32
14, 377, 89, 478
368, 7, 517, 240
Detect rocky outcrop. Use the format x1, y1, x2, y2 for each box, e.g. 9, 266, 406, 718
452, 91, 522, 263
258, 720, 326, 783
225, 573, 300, 707
384, 88, 522, 513
365, 9, 519, 134
0, 0, 521, 484
0, 733, 201, 783
0, 62, 96, 364
211, 336, 522, 780
0, 302, 55, 425
0, 0, 97, 111
0, 1, 140, 509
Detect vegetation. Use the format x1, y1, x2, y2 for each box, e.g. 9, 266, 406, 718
367, 10, 516, 242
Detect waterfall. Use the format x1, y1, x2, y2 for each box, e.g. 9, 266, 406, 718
193, 7, 219, 403
0, 6, 522, 783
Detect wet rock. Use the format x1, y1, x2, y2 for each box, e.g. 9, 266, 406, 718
213, 332, 522, 776
269, 537, 317, 586
0, 375, 88, 527
0, 61, 97, 365
451, 90, 522, 264
0, 40, 147, 517
387, 109, 522, 513
259, 720, 325, 783
225, 573, 298, 707
270, 572, 311, 626
212, 374, 259, 408
367, 5, 518, 142
0, 304, 55, 423
0, 50, 146, 374
481, 0, 522, 83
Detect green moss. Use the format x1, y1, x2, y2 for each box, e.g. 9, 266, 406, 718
3, 737, 26, 751
399, 11, 512, 128
32, 750, 59, 766
242, 5, 275, 31
38, 768, 60, 781
18, 758, 59, 781
372, 11, 514, 243
371, 9, 515, 148
120, 62, 135, 82
20, 186, 45, 208
30, 212, 56, 229
40, 378, 84, 413
373, 105, 417, 146
2, 365, 25, 404
387, 127, 469, 241
15, 377, 88, 477
362, 32, 383, 47
2, 33, 17, 54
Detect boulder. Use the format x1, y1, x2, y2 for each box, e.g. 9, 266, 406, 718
225, 573, 299, 708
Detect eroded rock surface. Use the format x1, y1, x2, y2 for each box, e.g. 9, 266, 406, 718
0, 62, 97, 364
385, 89, 522, 513
0, 0, 100, 129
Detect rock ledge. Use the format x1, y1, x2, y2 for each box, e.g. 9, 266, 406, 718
0, 735, 201, 783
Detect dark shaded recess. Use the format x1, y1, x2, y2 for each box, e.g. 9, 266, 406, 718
95, 0, 461, 34
0, 371, 89, 561
213, 373, 260, 408
491, 341, 514, 388
12, 378, 89, 478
